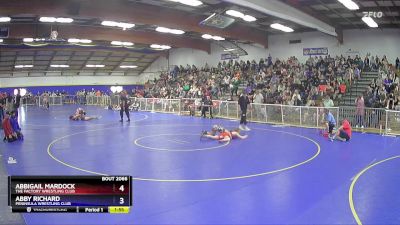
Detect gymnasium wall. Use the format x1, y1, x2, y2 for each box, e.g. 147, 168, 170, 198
269, 29, 400, 63
0, 84, 142, 95
0, 76, 142, 94
141, 28, 400, 79
2, 29, 399, 89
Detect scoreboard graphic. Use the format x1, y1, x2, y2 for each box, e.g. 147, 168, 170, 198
8, 176, 132, 213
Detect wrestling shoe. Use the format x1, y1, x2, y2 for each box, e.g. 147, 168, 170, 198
329, 135, 335, 142
244, 126, 251, 131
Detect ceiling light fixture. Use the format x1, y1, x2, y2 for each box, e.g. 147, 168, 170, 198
201, 34, 212, 39
50, 65, 69, 68
337, 0, 359, 10
226, 10, 245, 18
155, 27, 170, 33
120, 65, 138, 68
201, 34, 225, 41
39, 17, 73, 23
23, 38, 34, 42
111, 41, 122, 45
150, 44, 171, 50
56, 18, 73, 23
111, 41, 134, 46
224, 48, 236, 52
68, 38, 92, 44
225, 10, 257, 22
270, 23, 294, 32
362, 16, 378, 28
101, 21, 135, 30
23, 38, 48, 43
243, 15, 257, 22
213, 36, 225, 41
15, 65, 34, 68
168, 0, 203, 7
155, 26, 185, 35
86, 65, 105, 68
79, 39, 92, 44
0, 17, 11, 22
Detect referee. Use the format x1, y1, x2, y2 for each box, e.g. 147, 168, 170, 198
119, 90, 130, 122
201, 95, 213, 119
238, 90, 250, 131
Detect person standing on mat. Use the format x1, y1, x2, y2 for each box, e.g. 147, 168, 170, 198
0, 93, 6, 129
119, 90, 130, 122
13, 90, 21, 118
324, 109, 336, 137
238, 90, 251, 131
201, 95, 213, 119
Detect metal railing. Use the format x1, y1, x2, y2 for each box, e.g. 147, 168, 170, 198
20, 95, 399, 135
33, 96, 63, 107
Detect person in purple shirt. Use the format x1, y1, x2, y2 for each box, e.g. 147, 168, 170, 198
383, 76, 392, 92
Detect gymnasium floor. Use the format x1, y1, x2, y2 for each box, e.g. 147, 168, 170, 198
1, 105, 400, 225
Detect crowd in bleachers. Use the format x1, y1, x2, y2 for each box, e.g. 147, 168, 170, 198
139, 54, 396, 108
1, 54, 398, 112
364, 56, 400, 109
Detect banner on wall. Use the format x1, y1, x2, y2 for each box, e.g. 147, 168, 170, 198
303, 47, 328, 56
345, 48, 360, 55
221, 53, 239, 60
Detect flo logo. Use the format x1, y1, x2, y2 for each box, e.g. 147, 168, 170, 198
363, 11, 384, 18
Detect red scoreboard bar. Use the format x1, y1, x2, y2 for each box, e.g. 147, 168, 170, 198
8, 176, 132, 213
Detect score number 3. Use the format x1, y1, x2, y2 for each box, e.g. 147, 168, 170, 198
119, 185, 125, 205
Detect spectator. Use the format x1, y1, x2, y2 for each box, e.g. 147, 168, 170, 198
323, 95, 334, 108
253, 89, 264, 118
386, 93, 395, 110
291, 89, 302, 106
355, 95, 365, 128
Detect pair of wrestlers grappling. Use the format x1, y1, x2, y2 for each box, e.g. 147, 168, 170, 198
69, 108, 99, 121
202, 125, 248, 142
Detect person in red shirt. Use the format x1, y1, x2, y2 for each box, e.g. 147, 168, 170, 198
330, 119, 352, 142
